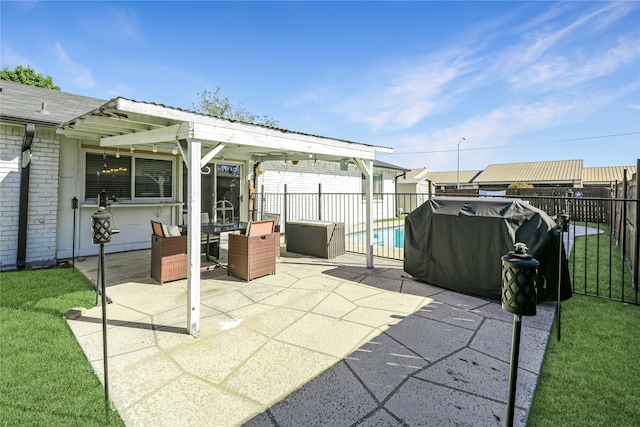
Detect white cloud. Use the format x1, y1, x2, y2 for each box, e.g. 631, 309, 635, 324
510, 35, 640, 90
493, 2, 639, 92
392, 90, 619, 168
77, 6, 141, 41
289, 0, 638, 152
318, 48, 478, 133
52, 42, 95, 89
515, 2, 630, 66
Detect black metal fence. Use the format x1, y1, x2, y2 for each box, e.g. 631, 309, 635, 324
255, 188, 639, 305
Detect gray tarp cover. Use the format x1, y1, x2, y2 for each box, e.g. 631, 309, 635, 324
404, 197, 572, 302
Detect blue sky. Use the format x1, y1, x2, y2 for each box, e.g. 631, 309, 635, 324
2, 1, 639, 171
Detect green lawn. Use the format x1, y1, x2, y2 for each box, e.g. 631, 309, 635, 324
568, 222, 636, 302
2, 265, 638, 426
0, 267, 124, 427
529, 294, 640, 426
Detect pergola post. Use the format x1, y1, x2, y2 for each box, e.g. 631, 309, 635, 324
185, 138, 202, 337
356, 158, 374, 269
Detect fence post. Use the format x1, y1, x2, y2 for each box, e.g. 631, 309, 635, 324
621, 171, 628, 293
283, 184, 288, 226
634, 160, 639, 296
318, 183, 322, 221
260, 185, 265, 221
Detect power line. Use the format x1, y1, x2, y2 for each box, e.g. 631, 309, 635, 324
389, 131, 639, 155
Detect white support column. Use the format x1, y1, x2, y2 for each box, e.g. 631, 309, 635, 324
356, 158, 374, 269
185, 139, 202, 337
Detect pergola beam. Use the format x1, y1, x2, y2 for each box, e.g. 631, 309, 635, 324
201, 144, 225, 168
99, 123, 185, 147
78, 115, 155, 133
177, 122, 381, 160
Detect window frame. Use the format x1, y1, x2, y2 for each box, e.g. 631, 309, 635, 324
83, 149, 176, 203
362, 172, 384, 200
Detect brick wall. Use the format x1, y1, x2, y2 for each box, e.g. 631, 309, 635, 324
0, 124, 60, 270
259, 159, 362, 193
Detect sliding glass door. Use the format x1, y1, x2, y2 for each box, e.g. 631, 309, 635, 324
184, 162, 242, 224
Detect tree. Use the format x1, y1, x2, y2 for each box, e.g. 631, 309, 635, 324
0, 65, 60, 90
192, 87, 279, 128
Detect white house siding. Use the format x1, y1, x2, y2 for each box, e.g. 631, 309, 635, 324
258, 160, 361, 193
58, 141, 182, 259
258, 160, 398, 228
0, 125, 60, 269
416, 181, 432, 208
0, 124, 23, 269
55, 137, 82, 260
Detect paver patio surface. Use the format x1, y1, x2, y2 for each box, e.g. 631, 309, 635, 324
70, 246, 554, 427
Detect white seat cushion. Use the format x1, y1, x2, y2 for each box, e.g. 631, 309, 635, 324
167, 224, 182, 237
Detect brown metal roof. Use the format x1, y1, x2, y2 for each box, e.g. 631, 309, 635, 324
405, 168, 430, 180
427, 170, 482, 185
583, 166, 637, 184
473, 160, 583, 184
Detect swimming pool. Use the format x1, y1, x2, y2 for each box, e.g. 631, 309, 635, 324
347, 225, 405, 249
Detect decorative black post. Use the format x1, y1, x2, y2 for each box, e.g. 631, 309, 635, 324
90, 191, 119, 425
501, 243, 539, 427
71, 197, 78, 267
555, 209, 569, 341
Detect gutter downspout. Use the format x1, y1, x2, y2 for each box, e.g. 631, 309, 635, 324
17, 124, 35, 269
394, 172, 406, 216
252, 161, 262, 221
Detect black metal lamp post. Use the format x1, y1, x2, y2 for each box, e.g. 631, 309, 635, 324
501, 243, 539, 427
71, 197, 78, 267
555, 210, 569, 341
90, 192, 119, 424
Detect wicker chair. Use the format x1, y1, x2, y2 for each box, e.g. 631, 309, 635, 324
150, 221, 187, 284
227, 220, 276, 281
262, 213, 281, 258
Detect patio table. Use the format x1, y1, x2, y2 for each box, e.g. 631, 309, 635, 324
183, 222, 247, 262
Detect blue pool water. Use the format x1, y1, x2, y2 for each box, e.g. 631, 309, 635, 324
347, 225, 405, 249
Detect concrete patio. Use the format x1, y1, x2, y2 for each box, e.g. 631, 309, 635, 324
69, 241, 555, 427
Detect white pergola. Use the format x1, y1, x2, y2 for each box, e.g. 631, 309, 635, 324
60, 97, 393, 337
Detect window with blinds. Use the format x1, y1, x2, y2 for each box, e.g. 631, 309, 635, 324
135, 157, 173, 198
85, 152, 174, 202
85, 153, 131, 202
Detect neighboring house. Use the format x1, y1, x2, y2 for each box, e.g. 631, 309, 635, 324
582, 166, 637, 187
410, 160, 636, 190
259, 158, 407, 194
1, 81, 392, 271
396, 168, 437, 214
257, 158, 408, 222
473, 160, 584, 189
425, 170, 482, 190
